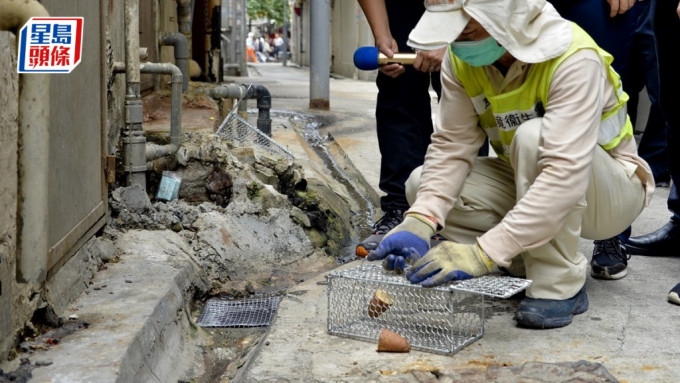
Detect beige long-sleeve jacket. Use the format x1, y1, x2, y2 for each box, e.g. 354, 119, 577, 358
406, 48, 654, 263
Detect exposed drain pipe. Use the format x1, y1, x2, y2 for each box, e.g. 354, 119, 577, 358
176, 0, 192, 57
141, 62, 183, 163
160, 33, 189, 92
123, 0, 147, 190
0, 0, 50, 282
207, 84, 272, 136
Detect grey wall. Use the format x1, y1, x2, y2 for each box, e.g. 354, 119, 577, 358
0, 1, 110, 359
0, 32, 20, 361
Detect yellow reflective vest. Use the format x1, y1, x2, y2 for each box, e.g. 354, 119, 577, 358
451, 23, 633, 162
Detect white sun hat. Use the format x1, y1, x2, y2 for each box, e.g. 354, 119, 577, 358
407, 0, 573, 63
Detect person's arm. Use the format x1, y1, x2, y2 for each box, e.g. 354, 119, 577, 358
478, 50, 605, 266
406, 51, 487, 225
357, 0, 391, 51
357, 0, 404, 78
368, 52, 485, 272
677, 0, 680, 17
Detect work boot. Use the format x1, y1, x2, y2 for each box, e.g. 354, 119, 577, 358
355, 209, 405, 257
590, 237, 630, 280
514, 286, 588, 329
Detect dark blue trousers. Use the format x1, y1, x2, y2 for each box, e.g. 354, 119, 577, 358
628, 0, 670, 182
653, 0, 680, 222
376, 1, 441, 211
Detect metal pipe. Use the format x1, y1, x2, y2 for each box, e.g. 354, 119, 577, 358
112, 61, 126, 74
0, 0, 50, 282
207, 83, 247, 100
160, 32, 189, 92
309, 0, 330, 110
176, 0, 192, 57
140, 62, 184, 160
123, 0, 147, 190
207, 83, 272, 136
124, 0, 141, 95
282, 0, 288, 66
245, 84, 272, 136
239, 0, 248, 76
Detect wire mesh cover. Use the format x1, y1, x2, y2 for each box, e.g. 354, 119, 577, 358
215, 111, 294, 160
327, 264, 531, 355
197, 296, 282, 328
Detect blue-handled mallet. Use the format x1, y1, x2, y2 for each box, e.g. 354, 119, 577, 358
353, 46, 416, 71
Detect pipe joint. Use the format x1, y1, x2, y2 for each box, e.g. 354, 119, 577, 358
161, 33, 189, 59
160, 33, 189, 92
125, 99, 144, 125
207, 83, 273, 136
140, 62, 184, 160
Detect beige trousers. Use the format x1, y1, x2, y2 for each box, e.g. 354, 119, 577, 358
406, 118, 646, 299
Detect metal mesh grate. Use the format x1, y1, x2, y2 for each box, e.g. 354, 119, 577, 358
215, 108, 294, 160
197, 296, 282, 328
450, 275, 532, 298
327, 264, 530, 355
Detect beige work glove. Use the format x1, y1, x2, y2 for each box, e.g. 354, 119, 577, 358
406, 241, 494, 287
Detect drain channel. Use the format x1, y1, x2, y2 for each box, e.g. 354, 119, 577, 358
274, 111, 377, 241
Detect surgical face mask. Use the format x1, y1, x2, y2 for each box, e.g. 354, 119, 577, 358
450, 36, 507, 67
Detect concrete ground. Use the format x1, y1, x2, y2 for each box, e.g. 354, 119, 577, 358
3, 62, 677, 382
238, 63, 680, 382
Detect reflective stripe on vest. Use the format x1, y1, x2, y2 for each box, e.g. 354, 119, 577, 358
451, 22, 633, 160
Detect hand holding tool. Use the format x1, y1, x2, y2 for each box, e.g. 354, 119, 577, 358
353, 46, 416, 71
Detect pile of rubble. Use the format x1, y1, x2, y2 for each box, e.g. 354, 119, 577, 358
107, 128, 359, 297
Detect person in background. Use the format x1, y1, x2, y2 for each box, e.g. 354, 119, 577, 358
367, 0, 654, 329
245, 32, 258, 63
625, 0, 680, 304
273, 33, 284, 61
354, 0, 454, 257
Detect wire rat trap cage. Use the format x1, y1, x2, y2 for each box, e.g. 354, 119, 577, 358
327, 263, 532, 355
215, 96, 294, 160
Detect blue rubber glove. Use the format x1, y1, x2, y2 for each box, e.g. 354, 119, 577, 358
367, 214, 436, 273
407, 241, 494, 287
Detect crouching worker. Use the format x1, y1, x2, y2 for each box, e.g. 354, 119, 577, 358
366, 0, 654, 329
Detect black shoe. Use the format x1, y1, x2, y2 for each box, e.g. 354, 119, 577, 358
355, 209, 404, 257
590, 237, 630, 280
669, 283, 680, 305
625, 221, 680, 256
655, 174, 671, 188
515, 286, 588, 329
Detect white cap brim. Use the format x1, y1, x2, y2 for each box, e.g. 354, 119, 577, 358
406, 0, 572, 63
407, 9, 470, 51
